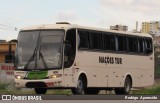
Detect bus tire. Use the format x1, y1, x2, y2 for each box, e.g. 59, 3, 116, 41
115, 77, 132, 95
71, 77, 86, 94
34, 88, 47, 94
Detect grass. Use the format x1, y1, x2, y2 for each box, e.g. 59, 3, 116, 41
155, 66, 160, 76
132, 86, 160, 94
0, 83, 34, 94
0, 89, 34, 94
0, 83, 9, 90
132, 80, 160, 94
0, 89, 71, 95
46, 89, 71, 95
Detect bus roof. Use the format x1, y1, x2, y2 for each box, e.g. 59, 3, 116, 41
21, 23, 152, 38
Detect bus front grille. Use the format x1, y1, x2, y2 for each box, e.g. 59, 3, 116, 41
26, 82, 47, 88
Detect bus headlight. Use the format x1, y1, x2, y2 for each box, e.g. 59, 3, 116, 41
49, 75, 57, 78
15, 75, 24, 79
49, 74, 62, 79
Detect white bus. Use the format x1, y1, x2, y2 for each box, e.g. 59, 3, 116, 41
14, 22, 154, 94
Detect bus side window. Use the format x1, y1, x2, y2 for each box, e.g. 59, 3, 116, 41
138, 37, 145, 53
90, 31, 103, 50
103, 33, 115, 51
78, 30, 91, 49
77, 33, 80, 48
116, 35, 127, 52
127, 36, 138, 53
91, 32, 99, 50
79, 30, 87, 49
145, 38, 153, 54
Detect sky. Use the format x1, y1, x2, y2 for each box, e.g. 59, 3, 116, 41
0, 0, 160, 41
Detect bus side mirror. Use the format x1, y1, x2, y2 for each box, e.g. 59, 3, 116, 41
14, 48, 18, 68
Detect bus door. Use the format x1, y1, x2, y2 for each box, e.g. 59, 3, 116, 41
63, 29, 77, 87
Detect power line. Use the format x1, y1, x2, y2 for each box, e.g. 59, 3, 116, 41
0, 23, 19, 31
0, 24, 11, 27
0, 27, 17, 31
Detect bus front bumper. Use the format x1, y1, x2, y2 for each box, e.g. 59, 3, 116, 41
15, 78, 63, 88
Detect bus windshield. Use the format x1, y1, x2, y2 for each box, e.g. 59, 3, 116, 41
16, 30, 64, 70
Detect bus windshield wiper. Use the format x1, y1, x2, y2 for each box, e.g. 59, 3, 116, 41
24, 47, 37, 69
39, 50, 48, 69
24, 31, 41, 70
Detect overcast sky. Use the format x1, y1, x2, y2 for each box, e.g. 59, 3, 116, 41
0, 0, 160, 40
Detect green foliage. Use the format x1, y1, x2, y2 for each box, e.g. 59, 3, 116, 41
0, 89, 35, 94
0, 83, 9, 90
46, 89, 71, 95
155, 52, 160, 77
132, 86, 160, 94
0, 89, 71, 95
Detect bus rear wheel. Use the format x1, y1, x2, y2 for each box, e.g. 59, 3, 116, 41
34, 88, 47, 94
115, 77, 132, 95
71, 77, 86, 94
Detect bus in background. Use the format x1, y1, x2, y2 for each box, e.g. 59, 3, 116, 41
14, 22, 154, 94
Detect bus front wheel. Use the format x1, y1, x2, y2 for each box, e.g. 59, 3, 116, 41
34, 88, 47, 94
115, 77, 132, 95
71, 77, 86, 94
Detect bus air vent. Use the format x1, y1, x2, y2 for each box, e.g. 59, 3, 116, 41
26, 82, 47, 88
56, 22, 70, 24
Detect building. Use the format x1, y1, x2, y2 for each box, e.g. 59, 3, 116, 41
142, 21, 160, 36
0, 40, 6, 43
149, 21, 160, 36
141, 22, 150, 33
110, 25, 128, 31
132, 21, 141, 33
0, 42, 16, 63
